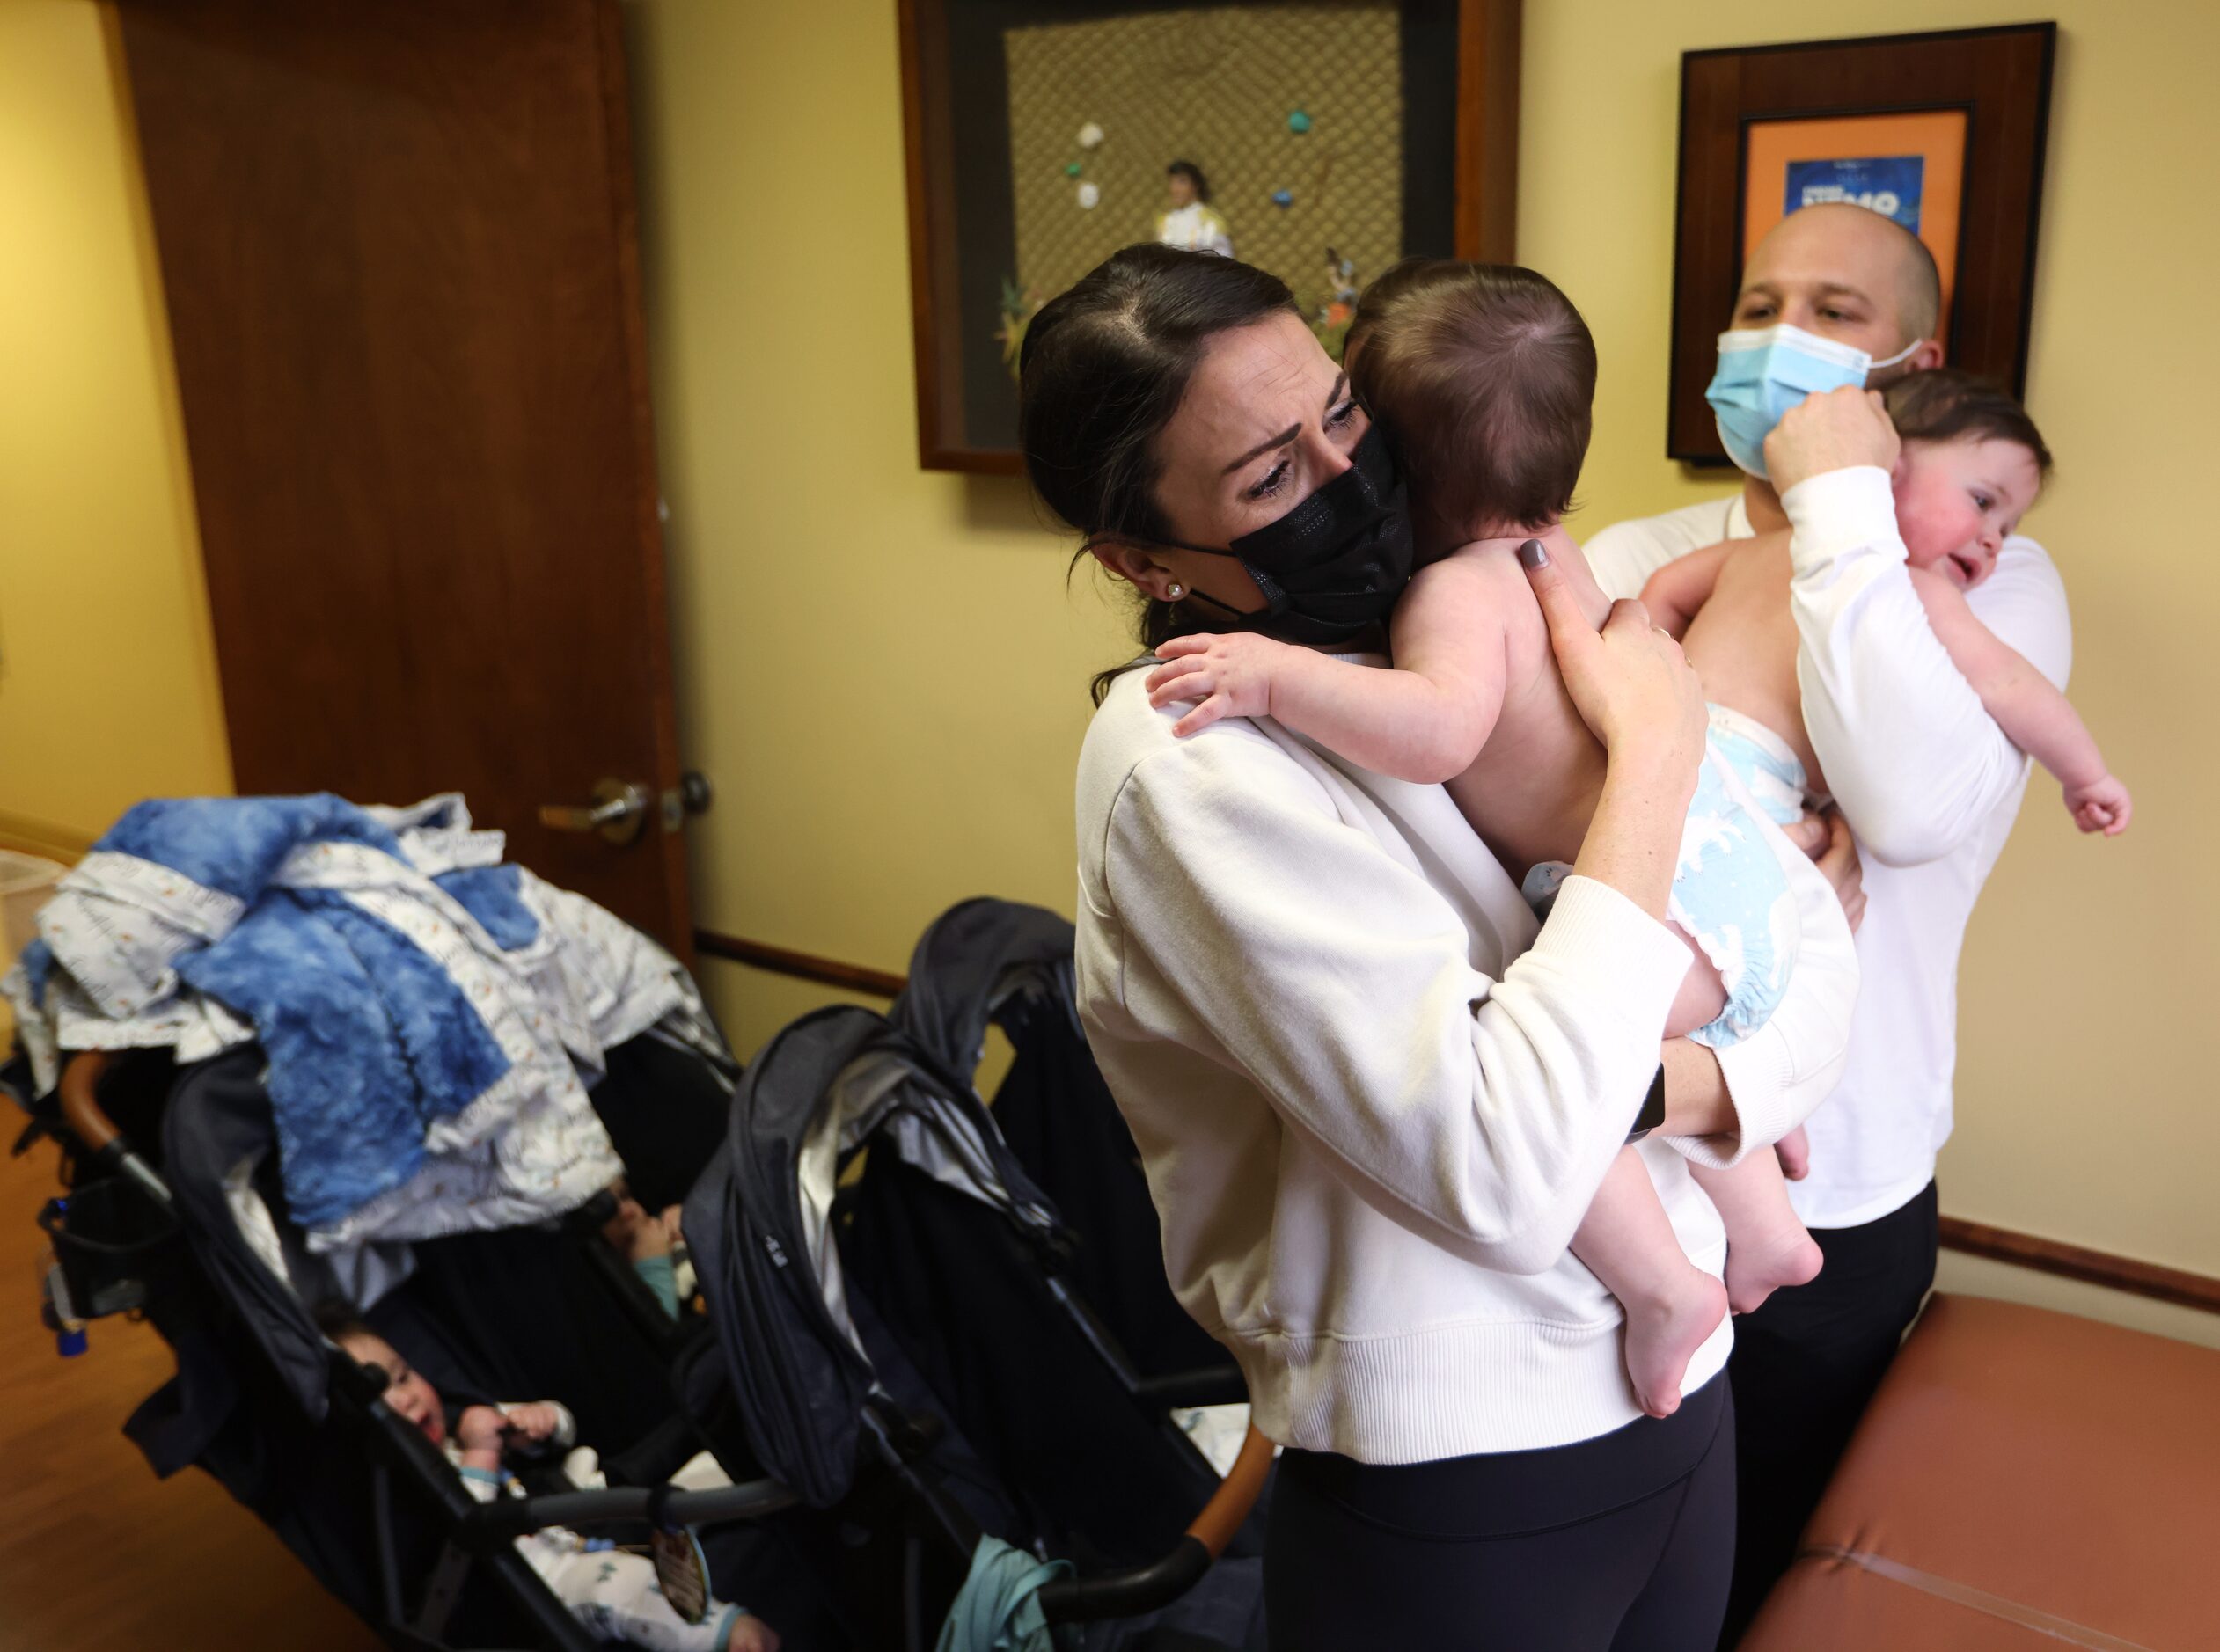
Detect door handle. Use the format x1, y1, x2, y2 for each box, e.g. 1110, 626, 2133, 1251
539, 778, 651, 845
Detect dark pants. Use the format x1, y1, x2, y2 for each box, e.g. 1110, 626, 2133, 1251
1719, 1180, 1939, 1645
1264, 1375, 1736, 1651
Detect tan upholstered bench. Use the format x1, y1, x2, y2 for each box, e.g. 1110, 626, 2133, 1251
1740, 1293, 2220, 1650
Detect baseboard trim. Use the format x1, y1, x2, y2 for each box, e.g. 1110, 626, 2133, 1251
0, 811, 94, 866
1936, 1216, 2220, 1315
694, 928, 2220, 1318
692, 927, 908, 999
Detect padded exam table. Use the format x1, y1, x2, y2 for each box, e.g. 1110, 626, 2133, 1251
1741, 1293, 2220, 1650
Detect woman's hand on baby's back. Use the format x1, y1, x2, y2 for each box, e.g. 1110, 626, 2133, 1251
1147, 632, 1303, 737
1522, 539, 1705, 787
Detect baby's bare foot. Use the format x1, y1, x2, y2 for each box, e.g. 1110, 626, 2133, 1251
1622, 1268, 1730, 1420
1723, 1220, 1824, 1316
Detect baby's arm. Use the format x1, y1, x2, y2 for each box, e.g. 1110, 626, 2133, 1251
1144, 557, 1512, 784
456, 1405, 509, 1475
498, 1400, 575, 1450
1639, 540, 1736, 638
1909, 567, 2131, 834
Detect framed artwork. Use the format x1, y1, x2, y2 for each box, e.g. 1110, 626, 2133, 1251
1667, 24, 2055, 465
898, 0, 1522, 473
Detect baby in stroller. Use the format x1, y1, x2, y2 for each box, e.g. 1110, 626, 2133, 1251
326, 1315, 780, 1652
600, 1179, 691, 1321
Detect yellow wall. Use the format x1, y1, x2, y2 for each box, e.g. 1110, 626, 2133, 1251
619, 0, 1134, 1051
628, 0, 2220, 1339
0, 1, 231, 857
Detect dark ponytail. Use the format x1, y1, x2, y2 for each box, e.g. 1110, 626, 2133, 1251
1019, 244, 1297, 700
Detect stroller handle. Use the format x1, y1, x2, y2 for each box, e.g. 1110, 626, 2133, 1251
458, 1477, 800, 1543
1186, 1422, 1275, 1556
60, 1051, 121, 1152
60, 1051, 175, 1214
1037, 1422, 1275, 1625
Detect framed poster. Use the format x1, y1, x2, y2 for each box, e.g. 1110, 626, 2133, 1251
1667, 25, 2055, 465
898, 0, 1522, 474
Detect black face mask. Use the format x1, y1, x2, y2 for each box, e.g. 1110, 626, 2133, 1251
1163, 423, 1417, 647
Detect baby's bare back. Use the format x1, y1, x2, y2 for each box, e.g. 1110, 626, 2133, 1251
1678, 534, 1824, 786
1434, 538, 1615, 881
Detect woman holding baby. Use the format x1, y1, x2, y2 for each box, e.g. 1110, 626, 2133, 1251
1022, 241, 1863, 1649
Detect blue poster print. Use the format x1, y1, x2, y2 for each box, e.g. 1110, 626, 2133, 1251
1784, 156, 1925, 232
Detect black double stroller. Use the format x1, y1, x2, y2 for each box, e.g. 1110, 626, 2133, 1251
22, 1034, 816, 1652
19, 897, 1269, 1650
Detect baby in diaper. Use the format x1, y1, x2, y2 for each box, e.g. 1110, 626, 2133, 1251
1642, 368, 2132, 839
1143, 259, 1831, 1420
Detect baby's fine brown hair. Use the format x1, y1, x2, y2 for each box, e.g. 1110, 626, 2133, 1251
1347, 259, 1596, 536
1881, 369, 2053, 476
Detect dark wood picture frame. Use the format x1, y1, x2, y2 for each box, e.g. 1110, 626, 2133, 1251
1667, 23, 2055, 465
898, 0, 1521, 474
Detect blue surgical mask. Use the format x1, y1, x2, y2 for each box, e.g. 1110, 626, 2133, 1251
1705, 324, 1921, 478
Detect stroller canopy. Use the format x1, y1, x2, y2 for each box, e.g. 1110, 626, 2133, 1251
685, 1002, 1064, 1509
889, 895, 1078, 1078
893, 899, 1229, 1382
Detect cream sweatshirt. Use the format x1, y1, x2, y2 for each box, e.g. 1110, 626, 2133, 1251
1074, 664, 1857, 1464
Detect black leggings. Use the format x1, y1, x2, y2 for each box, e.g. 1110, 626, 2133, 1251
1264, 1376, 1735, 1651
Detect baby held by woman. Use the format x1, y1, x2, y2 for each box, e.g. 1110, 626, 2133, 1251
1145, 260, 1828, 1418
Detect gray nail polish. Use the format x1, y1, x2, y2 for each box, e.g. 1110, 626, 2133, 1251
1518, 537, 1549, 569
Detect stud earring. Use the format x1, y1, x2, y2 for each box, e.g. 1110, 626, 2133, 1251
1166, 582, 1185, 600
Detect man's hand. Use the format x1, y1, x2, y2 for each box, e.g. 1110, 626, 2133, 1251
1777, 811, 1828, 858
1145, 632, 1307, 737
1526, 548, 1707, 782
1764, 385, 1901, 496
2065, 774, 2132, 836
1775, 1123, 1812, 1181
1807, 809, 1866, 933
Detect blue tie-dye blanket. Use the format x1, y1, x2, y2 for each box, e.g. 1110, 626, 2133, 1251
7, 793, 711, 1249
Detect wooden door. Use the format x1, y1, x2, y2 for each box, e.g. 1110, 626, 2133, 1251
114, 0, 693, 954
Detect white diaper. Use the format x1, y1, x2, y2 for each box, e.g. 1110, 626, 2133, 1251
1521, 705, 1806, 1049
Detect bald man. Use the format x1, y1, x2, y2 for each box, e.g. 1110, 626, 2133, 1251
1586, 202, 2072, 1639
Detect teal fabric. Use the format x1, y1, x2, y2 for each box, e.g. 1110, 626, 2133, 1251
934, 1537, 1071, 1652
633, 1253, 681, 1319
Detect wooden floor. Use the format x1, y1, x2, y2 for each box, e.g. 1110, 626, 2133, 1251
0, 1133, 381, 1651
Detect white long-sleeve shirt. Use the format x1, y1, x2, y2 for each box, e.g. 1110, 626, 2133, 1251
1074, 662, 1857, 1463
1586, 469, 2073, 1228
